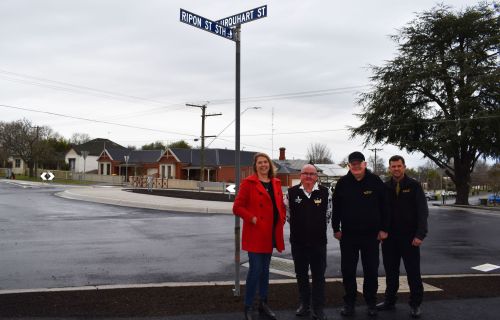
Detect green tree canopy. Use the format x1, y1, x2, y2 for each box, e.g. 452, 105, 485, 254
352, 2, 499, 204
141, 141, 167, 150
168, 140, 192, 149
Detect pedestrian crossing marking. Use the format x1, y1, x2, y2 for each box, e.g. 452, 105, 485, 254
357, 277, 442, 294
471, 263, 500, 272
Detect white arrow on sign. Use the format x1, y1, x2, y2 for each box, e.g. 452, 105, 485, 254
40, 171, 55, 181
226, 184, 236, 193
47, 171, 55, 181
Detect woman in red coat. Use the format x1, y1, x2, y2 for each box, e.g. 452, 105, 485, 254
233, 152, 286, 320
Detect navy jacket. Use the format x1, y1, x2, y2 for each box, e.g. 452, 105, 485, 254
385, 175, 428, 240
332, 170, 390, 235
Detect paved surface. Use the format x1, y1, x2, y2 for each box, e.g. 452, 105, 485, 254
58, 185, 233, 213
1, 179, 500, 319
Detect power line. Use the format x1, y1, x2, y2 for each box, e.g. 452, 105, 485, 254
0, 68, 368, 109
0, 103, 198, 138
218, 115, 500, 137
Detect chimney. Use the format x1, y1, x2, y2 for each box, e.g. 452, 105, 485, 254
279, 147, 286, 160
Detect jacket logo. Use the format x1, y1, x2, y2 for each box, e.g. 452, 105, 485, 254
402, 188, 411, 193
294, 196, 302, 204
314, 198, 322, 206
363, 190, 373, 195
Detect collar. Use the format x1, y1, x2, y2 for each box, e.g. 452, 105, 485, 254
391, 174, 407, 186
300, 182, 319, 198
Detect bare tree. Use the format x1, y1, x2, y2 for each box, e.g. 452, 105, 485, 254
0, 119, 52, 177
368, 155, 386, 174
70, 133, 91, 145
306, 143, 333, 164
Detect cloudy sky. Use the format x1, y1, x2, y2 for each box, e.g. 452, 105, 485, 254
0, 0, 480, 168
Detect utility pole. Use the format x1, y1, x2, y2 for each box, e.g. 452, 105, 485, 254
369, 148, 382, 174
186, 103, 221, 182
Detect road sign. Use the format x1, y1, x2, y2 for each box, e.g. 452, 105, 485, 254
180, 9, 235, 41
216, 5, 267, 28
226, 184, 236, 193
40, 171, 55, 181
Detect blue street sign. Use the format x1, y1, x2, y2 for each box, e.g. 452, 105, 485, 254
180, 9, 235, 41
216, 5, 267, 28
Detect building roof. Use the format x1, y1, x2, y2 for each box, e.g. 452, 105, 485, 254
105, 149, 163, 164
170, 148, 256, 167
72, 138, 126, 156
314, 164, 348, 177
274, 159, 309, 173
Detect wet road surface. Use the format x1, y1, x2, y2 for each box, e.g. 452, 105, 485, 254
1, 181, 499, 290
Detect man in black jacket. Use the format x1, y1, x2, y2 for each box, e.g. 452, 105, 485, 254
286, 164, 332, 320
332, 151, 390, 317
376, 155, 428, 318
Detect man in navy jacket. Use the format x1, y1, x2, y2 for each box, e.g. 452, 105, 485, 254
376, 155, 428, 318
332, 151, 390, 317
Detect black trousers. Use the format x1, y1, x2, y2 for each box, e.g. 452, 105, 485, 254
291, 243, 327, 310
340, 233, 379, 307
381, 235, 423, 307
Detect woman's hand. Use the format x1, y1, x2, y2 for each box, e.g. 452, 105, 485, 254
251, 216, 257, 224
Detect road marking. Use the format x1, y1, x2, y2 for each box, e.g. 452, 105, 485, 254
471, 263, 500, 272
358, 277, 442, 294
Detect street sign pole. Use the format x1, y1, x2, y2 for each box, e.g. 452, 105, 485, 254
179, 5, 267, 297
234, 24, 241, 297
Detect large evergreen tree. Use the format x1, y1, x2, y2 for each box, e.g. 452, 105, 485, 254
352, 2, 499, 204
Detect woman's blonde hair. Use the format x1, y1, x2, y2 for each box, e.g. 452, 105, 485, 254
253, 152, 276, 178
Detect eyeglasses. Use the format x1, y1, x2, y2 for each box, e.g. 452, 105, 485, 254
300, 172, 317, 177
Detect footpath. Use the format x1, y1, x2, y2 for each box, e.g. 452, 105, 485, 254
1, 180, 500, 319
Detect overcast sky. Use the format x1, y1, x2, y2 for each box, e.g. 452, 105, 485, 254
0, 0, 481, 168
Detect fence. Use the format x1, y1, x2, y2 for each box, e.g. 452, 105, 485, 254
0, 168, 231, 193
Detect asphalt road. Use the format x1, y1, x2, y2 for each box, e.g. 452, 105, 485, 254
1, 181, 499, 291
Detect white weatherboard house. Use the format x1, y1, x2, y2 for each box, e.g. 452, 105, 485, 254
64, 138, 126, 173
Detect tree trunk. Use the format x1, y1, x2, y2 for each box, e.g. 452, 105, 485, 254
454, 169, 471, 205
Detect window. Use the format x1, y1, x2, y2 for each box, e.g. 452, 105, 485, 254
15, 159, 21, 168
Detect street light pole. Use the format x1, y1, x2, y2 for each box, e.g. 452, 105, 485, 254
206, 106, 261, 148
124, 155, 130, 185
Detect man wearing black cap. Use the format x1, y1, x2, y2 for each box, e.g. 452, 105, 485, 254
332, 151, 390, 317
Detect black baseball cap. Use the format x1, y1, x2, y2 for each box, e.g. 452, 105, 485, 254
348, 151, 365, 163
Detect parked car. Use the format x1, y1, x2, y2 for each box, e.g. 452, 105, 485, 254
488, 194, 500, 204
425, 191, 437, 201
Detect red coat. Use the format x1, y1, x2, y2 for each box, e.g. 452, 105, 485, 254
233, 174, 286, 253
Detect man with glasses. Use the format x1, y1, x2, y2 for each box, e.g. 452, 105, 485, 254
285, 164, 332, 320
332, 151, 390, 317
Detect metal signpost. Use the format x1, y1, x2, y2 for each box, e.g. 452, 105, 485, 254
82, 150, 89, 181
180, 4, 267, 297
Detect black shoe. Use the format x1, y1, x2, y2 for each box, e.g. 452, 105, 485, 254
367, 306, 378, 317
258, 299, 277, 320
410, 306, 421, 318
244, 306, 254, 320
340, 305, 355, 317
312, 308, 327, 320
295, 303, 310, 316
376, 301, 396, 311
